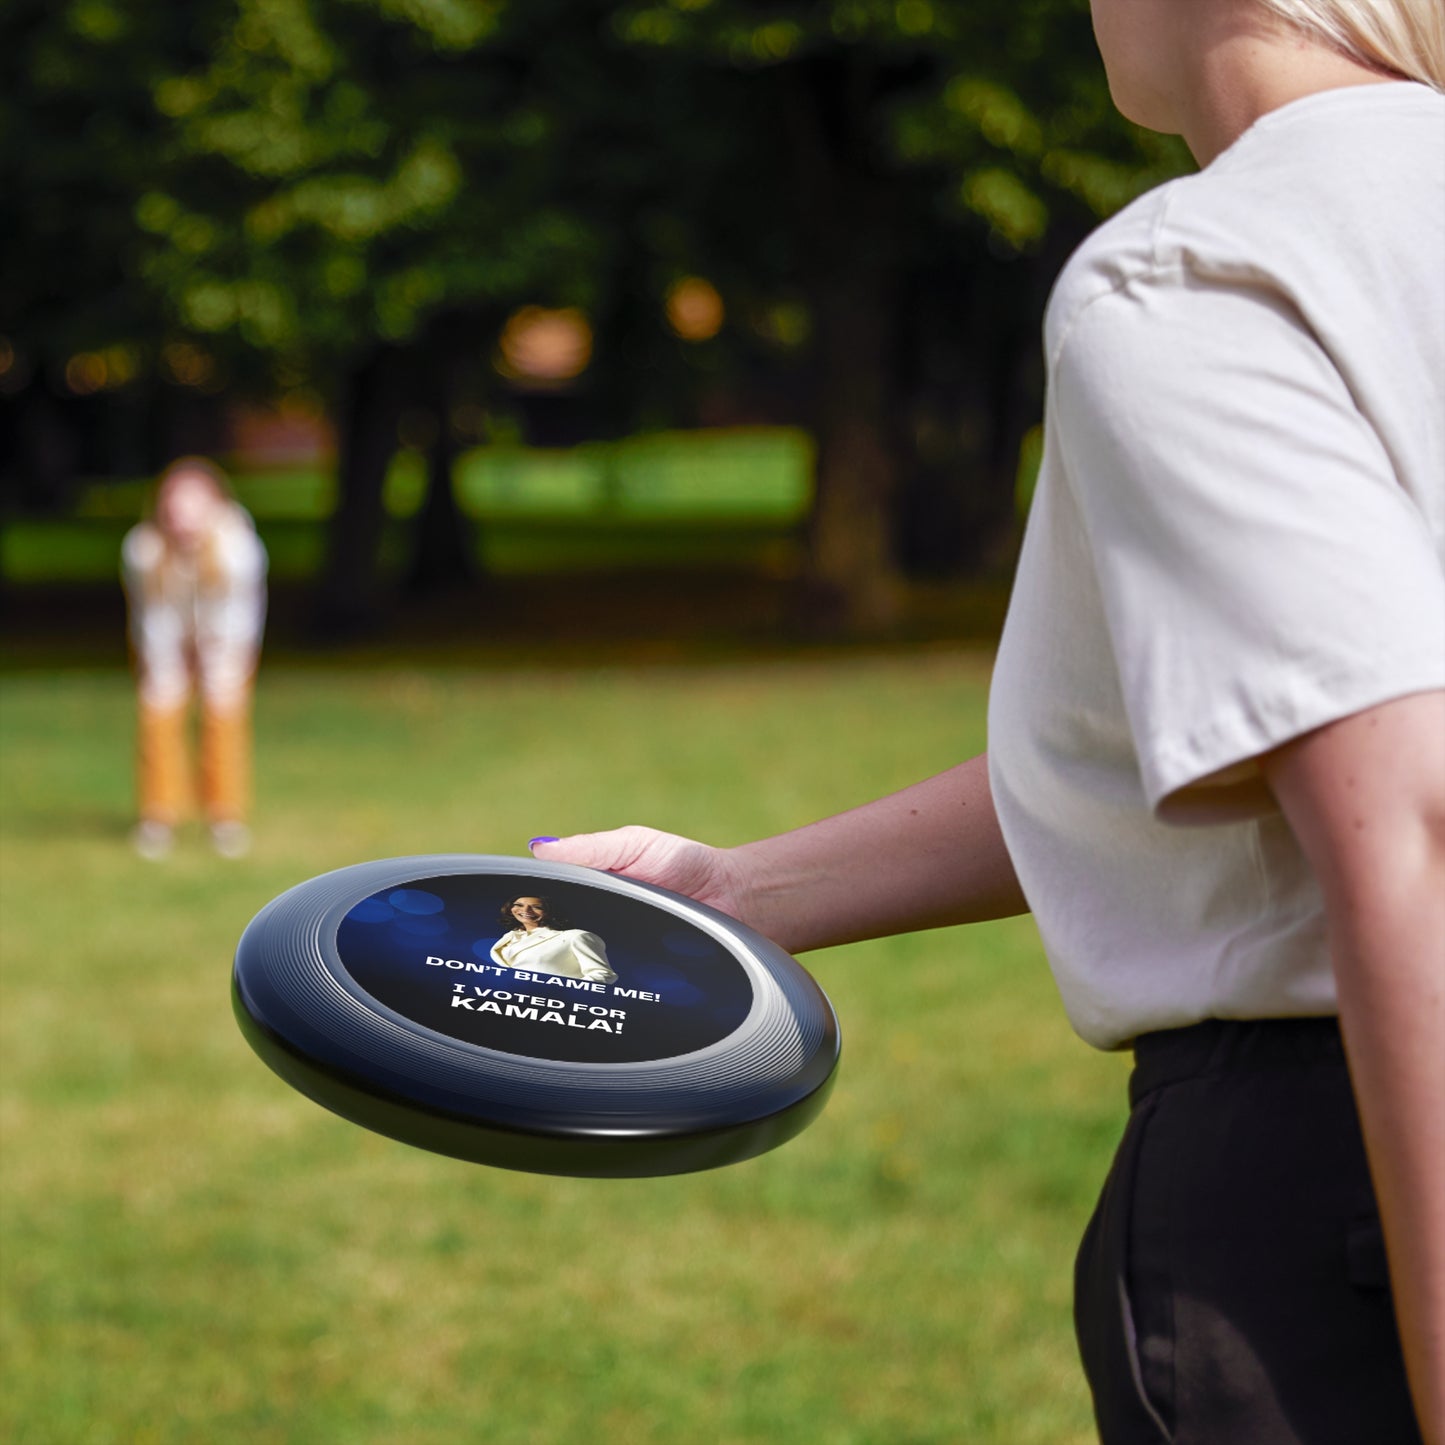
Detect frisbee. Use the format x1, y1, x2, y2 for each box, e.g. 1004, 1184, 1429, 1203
232, 855, 839, 1177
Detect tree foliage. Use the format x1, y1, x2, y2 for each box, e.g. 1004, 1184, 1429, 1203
2, 0, 1191, 628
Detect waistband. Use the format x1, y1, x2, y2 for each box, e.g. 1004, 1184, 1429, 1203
1130, 1016, 1344, 1108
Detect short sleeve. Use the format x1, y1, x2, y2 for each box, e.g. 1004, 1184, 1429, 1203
1053, 273, 1445, 821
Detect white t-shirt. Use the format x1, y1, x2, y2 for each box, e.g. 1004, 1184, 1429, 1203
988, 83, 1445, 1050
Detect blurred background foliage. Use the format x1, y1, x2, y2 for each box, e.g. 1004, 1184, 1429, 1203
1, 0, 1190, 635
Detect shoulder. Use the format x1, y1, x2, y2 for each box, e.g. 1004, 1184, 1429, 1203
122, 522, 165, 574
1044, 182, 1181, 363
1046, 83, 1445, 368
212, 505, 268, 575
1044, 153, 1285, 365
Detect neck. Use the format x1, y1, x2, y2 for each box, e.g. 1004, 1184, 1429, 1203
1177, 7, 1399, 166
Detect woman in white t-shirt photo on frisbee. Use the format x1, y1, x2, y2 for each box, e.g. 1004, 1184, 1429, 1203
532, 1, 1445, 1441
490, 895, 618, 985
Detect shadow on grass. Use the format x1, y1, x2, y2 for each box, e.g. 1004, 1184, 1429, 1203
1, 572, 1013, 673
0, 806, 136, 842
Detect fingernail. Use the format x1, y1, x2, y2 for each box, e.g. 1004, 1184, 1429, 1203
528, 836, 559, 850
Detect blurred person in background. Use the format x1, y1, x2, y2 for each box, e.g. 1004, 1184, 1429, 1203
122, 457, 267, 860
532, 0, 1445, 1441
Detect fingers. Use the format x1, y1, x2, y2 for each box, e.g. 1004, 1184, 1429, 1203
527, 827, 742, 921
529, 826, 661, 874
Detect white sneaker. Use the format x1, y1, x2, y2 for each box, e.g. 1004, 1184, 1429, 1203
132, 820, 174, 861
210, 821, 252, 859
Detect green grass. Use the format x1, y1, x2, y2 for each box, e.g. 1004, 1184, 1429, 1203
2, 429, 815, 585
0, 655, 1128, 1444
0, 515, 805, 584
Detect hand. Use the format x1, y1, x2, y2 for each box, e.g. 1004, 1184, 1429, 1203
531, 827, 755, 928
528, 756, 1026, 957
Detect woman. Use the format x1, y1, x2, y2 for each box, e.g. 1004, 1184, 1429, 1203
122, 457, 267, 860
490, 896, 617, 985
530, 3, 1444, 1441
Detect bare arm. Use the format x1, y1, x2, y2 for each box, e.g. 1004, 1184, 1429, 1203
531, 752, 1027, 955
1263, 690, 1445, 1445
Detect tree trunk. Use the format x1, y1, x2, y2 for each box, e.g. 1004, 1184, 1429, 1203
313, 345, 404, 641
804, 271, 905, 632
780, 57, 908, 635
892, 237, 1058, 580
404, 353, 476, 596
5, 381, 81, 513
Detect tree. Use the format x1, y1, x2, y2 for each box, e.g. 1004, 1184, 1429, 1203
123, 0, 613, 631
3, 0, 1189, 633
604, 0, 1191, 627
0, 0, 227, 506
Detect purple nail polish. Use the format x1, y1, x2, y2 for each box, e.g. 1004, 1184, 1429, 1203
528, 836, 559, 849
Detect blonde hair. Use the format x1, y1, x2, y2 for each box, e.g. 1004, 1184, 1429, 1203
1257, 0, 1445, 89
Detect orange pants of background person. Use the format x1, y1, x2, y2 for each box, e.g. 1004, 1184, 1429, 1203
135, 683, 254, 833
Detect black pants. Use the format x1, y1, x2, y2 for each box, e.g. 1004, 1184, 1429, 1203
1074, 1018, 1422, 1445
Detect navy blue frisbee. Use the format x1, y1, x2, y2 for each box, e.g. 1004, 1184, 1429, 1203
232, 855, 839, 1177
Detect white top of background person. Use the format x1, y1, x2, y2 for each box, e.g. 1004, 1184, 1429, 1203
121, 457, 267, 859
532, 2, 1445, 1435
122, 458, 267, 715
490, 897, 618, 984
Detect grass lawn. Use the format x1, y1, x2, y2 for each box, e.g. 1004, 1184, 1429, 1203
0, 652, 1128, 1444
